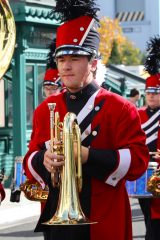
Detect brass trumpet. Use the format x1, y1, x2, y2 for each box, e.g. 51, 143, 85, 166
20, 179, 49, 202
48, 103, 63, 187
147, 168, 160, 197
43, 103, 92, 225
147, 151, 160, 197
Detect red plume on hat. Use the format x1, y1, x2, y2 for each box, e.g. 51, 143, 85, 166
144, 36, 160, 93
52, 0, 100, 58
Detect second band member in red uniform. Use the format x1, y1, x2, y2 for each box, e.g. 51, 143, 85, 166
138, 36, 160, 240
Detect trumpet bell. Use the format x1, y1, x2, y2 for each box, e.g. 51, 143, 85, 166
43, 214, 93, 225
0, 0, 16, 79
147, 168, 160, 197
20, 179, 49, 202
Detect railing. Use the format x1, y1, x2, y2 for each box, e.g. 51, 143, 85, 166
0, 135, 13, 154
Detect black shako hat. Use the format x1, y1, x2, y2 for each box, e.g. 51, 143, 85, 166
52, 0, 100, 58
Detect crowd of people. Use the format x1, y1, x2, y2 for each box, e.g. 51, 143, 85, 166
0, 1, 160, 240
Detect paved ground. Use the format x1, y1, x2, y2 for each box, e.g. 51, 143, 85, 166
0, 189, 40, 230
131, 198, 145, 239
0, 189, 146, 239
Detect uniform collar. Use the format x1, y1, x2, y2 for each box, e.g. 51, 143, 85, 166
147, 106, 160, 113
66, 81, 99, 101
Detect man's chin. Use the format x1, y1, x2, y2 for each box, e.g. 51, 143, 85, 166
149, 104, 158, 109
66, 85, 81, 92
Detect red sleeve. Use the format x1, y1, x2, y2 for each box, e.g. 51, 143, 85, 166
23, 107, 46, 181
23, 93, 67, 183
90, 90, 149, 186
115, 102, 149, 181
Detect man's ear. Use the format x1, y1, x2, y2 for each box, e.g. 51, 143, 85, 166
91, 59, 98, 72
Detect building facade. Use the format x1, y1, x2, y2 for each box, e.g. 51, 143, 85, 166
98, 0, 160, 51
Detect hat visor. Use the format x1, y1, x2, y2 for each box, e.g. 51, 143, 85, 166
55, 45, 94, 58
145, 87, 160, 93
43, 81, 58, 86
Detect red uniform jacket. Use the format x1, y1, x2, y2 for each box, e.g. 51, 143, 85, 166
24, 88, 149, 240
139, 107, 160, 219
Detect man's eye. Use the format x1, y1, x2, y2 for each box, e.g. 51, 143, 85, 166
57, 58, 64, 63
58, 59, 64, 63
72, 57, 79, 61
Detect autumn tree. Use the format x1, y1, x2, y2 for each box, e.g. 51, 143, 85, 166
107, 40, 122, 65
98, 17, 125, 64
119, 39, 144, 65
98, 17, 144, 66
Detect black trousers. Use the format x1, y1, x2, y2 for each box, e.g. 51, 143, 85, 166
43, 225, 90, 240
139, 198, 160, 240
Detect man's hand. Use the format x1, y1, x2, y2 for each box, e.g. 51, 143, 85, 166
74, 142, 89, 164
43, 149, 64, 173
81, 146, 89, 164
153, 149, 160, 158
44, 140, 89, 173
152, 149, 160, 164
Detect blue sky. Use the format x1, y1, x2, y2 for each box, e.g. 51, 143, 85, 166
97, 0, 108, 17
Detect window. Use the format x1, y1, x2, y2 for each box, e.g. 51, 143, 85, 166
26, 65, 34, 129
26, 64, 46, 129
38, 65, 46, 103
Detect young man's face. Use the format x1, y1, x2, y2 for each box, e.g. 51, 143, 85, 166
145, 92, 160, 109
56, 55, 97, 93
43, 85, 60, 98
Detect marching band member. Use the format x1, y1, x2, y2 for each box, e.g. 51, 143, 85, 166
138, 36, 160, 240
42, 38, 62, 98
42, 68, 62, 98
23, 1, 149, 239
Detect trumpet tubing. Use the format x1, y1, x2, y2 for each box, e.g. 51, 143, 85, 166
48, 103, 62, 187
43, 106, 94, 225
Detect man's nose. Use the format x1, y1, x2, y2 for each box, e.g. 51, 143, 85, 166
62, 60, 71, 70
